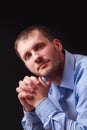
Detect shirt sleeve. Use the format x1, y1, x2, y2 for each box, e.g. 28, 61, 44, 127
21, 109, 45, 130
35, 97, 87, 130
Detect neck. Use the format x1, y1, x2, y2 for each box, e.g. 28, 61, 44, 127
49, 51, 65, 86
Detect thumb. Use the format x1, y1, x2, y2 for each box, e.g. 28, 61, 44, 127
39, 77, 51, 88
45, 80, 51, 88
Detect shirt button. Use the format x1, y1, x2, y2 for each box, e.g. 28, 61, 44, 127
61, 95, 63, 98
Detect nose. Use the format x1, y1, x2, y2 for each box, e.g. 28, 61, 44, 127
32, 52, 43, 63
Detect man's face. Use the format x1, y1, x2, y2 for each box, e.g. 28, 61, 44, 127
17, 30, 63, 77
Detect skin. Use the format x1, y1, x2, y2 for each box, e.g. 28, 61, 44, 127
16, 30, 65, 111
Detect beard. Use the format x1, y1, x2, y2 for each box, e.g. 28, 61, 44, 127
39, 67, 54, 77
37, 59, 60, 79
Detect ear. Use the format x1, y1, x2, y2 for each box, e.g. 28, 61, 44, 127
53, 39, 63, 51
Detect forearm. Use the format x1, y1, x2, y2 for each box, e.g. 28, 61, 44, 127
35, 98, 87, 130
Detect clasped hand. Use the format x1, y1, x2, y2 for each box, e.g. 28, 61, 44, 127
16, 76, 51, 112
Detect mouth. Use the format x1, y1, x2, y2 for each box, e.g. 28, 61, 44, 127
39, 60, 49, 70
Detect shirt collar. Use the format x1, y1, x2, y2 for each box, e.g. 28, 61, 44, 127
42, 50, 75, 90
60, 50, 75, 90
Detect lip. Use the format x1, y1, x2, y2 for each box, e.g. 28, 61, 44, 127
39, 61, 49, 70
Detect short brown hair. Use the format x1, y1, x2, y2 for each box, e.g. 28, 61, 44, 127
14, 25, 56, 58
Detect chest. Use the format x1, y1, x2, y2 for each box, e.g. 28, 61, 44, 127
49, 86, 78, 120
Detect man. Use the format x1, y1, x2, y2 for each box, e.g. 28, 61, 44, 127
15, 25, 87, 130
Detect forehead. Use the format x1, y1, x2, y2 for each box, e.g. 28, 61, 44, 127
18, 30, 48, 45
24, 30, 45, 40
17, 30, 49, 57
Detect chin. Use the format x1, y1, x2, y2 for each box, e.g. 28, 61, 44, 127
40, 70, 52, 77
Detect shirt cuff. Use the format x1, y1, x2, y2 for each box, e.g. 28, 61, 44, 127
35, 98, 62, 123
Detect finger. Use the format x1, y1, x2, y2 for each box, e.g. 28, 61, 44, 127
23, 76, 30, 85
19, 80, 35, 93
30, 76, 39, 84
18, 91, 33, 99
18, 97, 34, 112
16, 87, 22, 93
23, 76, 37, 90
39, 77, 51, 88
19, 80, 23, 85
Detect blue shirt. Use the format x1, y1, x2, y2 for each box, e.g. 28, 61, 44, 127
21, 50, 87, 130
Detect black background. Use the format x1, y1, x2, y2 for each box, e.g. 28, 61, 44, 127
0, 1, 87, 130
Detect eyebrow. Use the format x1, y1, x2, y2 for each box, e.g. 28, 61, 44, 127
23, 42, 46, 59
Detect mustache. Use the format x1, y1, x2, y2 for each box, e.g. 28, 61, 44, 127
36, 59, 49, 70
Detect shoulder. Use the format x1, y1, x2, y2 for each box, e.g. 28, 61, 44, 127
73, 54, 87, 97
74, 54, 87, 67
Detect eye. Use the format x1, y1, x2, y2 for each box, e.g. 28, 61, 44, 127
25, 53, 31, 60
37, 44, 44, 50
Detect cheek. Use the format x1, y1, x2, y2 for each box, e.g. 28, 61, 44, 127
43, 47, 54, 57
25, 62, 34, 71
47, 48, 58, 59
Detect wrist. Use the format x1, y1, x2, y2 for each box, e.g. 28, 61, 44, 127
35, 97, 47, 108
